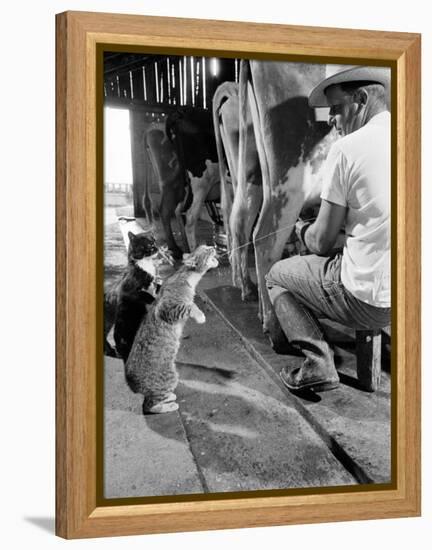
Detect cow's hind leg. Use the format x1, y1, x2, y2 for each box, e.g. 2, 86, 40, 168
230, 182, 262, 301
253, 202, 282, 330
159, 188, 183, 259
142, 176, 154, 226
231, 61, 261, 302
175, 203, 190, 254
253, 194, 303, 346
184, 178, 213, 251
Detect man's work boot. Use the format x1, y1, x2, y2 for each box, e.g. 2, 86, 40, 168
267, 294, 304, 356
280, 362, 340, 392
272, 291, 340, 392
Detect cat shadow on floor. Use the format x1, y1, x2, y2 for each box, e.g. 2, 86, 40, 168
176, 361, 238, 381
143, 361, 240, 443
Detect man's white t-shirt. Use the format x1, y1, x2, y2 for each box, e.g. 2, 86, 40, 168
320, 111, 391, 307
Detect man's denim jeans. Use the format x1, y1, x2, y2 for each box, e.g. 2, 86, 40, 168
265, 253, 391, 372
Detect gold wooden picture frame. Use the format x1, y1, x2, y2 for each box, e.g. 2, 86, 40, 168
56, 11, 421, 539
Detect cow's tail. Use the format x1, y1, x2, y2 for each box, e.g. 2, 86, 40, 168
229, 60, 252, 284
212, 81, 239, 181
237, 59, 250, 213
212, 81, 239, 254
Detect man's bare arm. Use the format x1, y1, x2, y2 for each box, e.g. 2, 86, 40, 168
299, 199, 347, 255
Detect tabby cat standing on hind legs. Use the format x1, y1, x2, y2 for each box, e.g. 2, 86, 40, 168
104, 231, 160, 359
125, 245, 219, 414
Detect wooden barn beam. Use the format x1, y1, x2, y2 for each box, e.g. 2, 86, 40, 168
131, 68, 144, 101
118, 71, 132, 99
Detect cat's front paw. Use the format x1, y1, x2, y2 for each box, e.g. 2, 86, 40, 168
190, 304, 206, 324
191, 310, 205, 324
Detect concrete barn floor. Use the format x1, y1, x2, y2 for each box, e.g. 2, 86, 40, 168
103, 196, 391, 499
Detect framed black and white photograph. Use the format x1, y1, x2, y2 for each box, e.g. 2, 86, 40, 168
56, 11, 420, 539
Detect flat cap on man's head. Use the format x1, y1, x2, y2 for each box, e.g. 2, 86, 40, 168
308, 66, 390, 108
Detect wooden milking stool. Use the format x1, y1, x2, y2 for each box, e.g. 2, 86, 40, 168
355, 329, 382, 392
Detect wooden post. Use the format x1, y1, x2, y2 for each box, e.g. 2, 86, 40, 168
189, 56, 195, 106
118, 71, 131, 98
356, 329, 382, 392
172, 58, 180, 106
132, 68, 144, 101
183, 56, 189, 106
195, 57, 203, 108
166, 57, 172, 104
161, 60, 168, 104
146, 62, 156, 104
178, 58, 183, 105
202, 56, 207, 109
105, 78, 117, 98
129, 109, 147, 218
218, 57, 236, 84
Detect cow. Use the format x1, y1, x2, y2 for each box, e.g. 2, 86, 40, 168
144, 108, 220, 258
145, 127, 185, 257
183, 160, 220, 252
213, 61, 338, 341
165, 107, 219, 253
213, 81, 262, 302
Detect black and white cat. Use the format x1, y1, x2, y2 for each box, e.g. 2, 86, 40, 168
104, 231, 160, 360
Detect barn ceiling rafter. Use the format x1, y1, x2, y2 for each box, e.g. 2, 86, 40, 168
104, 51, 238, 110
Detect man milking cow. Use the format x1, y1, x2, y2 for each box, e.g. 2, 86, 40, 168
265, 66, 391, 392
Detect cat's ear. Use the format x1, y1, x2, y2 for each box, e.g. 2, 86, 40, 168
128, 231, 136, 242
